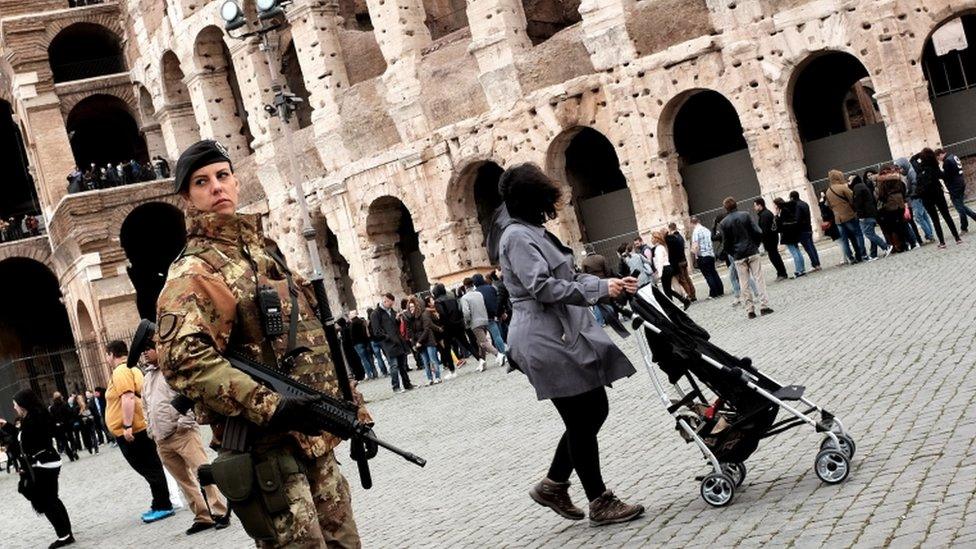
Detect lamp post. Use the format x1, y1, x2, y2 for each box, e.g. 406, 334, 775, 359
218, 0, 374, 488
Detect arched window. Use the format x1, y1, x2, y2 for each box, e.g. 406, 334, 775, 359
366, 196, 429, 295
923, 15, 976, 146
0, 100, 39, 220
48, 23, 127, 83
66, 94, 148, 168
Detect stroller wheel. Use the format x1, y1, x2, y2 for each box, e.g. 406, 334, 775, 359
820, 434, 856, 459
814, 448, 850, 484
700, 472, 735, 507
722, 462, 747, 487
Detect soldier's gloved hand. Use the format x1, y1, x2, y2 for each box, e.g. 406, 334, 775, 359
269, 393, 323, 436
351, 429, 378, 461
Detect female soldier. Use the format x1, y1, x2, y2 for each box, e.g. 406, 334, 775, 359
486, 163, 645, 526
155, 140, 370, 548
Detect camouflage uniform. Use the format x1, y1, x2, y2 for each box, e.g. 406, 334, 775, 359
156, 211, 369, 548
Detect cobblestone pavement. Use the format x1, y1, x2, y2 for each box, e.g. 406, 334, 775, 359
3, 239, 976, 548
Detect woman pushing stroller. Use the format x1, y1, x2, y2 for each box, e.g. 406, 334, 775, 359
486, 163, 645, 526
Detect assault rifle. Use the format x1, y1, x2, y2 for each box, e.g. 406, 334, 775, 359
223, 348, 427, 469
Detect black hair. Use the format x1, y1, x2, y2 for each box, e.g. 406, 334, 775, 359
383, 293, 396, 302
789, 190, 800, 200
498, 163, 561, 226
13, 389, 48, 418
106, 340, 128, 358
431, 283, 446, 298
754, 197, 766, 208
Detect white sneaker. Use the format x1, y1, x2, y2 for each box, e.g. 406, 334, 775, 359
731, 299, 741, 307
477, 359, 486, 372
394, 388, 405, 394
435, 377, 442, 384
882, 246, 893, 258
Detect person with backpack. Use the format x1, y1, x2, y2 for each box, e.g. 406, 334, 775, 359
850, 174, 892, 260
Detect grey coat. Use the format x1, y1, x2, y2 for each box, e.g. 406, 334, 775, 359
460, 290, 490, 329
486, 206, 635, 400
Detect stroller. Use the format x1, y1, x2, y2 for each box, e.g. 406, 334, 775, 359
628, 285, 855, 507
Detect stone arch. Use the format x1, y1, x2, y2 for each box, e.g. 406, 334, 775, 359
191, 25, 254, 156
312, 213, 358, 313
119, 202, 187, 321
66, 94, 148, 168
422, 0, 470, 40
365, 195, 430, 296
447, 159, 505, 236
657, 88, 762, 221
161, 50, 191, 106
0, 258, 79, 399
138, 85, 158, 124
0, 238, 53, 269
76, 300, 96, 342
48, 22, 127, 83
0, 99, 40, 221
786, 50, 893, 184
72, 299, 106, 388
545, 126, 637, 245
921, 11, 976, 147
280, 36, 314, 130
523, 0, 582, 45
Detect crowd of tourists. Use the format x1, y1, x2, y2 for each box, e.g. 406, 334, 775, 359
336, 271, 511, 392
0, 214, 42, 242
66, 156, 170, 194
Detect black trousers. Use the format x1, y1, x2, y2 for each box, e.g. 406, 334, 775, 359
117, 430, 172, 511
547, 387, 610, 502
697, 256, 724, 297
660, 266, 689, 306
762, 237, 788, 278
922, 194, 960, 245
31, 467, 72, 538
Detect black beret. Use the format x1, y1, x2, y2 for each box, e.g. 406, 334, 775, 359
173, 139, 234, 193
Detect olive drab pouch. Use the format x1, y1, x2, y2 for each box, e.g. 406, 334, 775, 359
210, 452, 277, 541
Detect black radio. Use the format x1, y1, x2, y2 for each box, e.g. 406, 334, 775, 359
257, 285, 286, 338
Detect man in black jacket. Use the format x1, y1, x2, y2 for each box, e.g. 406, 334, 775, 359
938, 149, 976, 233
753, 198, 789, 280
719, 197, 773, 319
789, 190, 821, 271
48, 393, 79, 461
432, 283, 480, 369
851, 176, 892, 259
350, 311, 384, 379
369, 295, 414, 393
665, 223, 697, 300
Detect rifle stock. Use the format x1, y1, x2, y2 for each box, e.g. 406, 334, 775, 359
225, 350, 426, 468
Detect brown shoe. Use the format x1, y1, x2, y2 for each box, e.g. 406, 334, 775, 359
529, 478, 585, 520
588, 491, 645, 526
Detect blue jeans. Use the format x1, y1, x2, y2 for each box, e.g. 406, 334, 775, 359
950, 194, 976, 231
859, 217, 889, 257
911, 198, 935, 240
369, 341, 390, 376
487, 321, 506, 354
591, 305, 605, 326
419, 345, 442, 382
353, 344, 377, 379
837, 219, 866, 262
786, 243, 805, 274
726, 256, 757, 298
798, 231, 821, 268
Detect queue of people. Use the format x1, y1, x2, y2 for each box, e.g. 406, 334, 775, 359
337, 271, 512, 393
0, 214, 42, 243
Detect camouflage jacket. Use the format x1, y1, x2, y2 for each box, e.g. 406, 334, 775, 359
155, 211, 370, 459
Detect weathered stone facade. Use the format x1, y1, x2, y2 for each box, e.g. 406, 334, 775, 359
1, 0, 975, 385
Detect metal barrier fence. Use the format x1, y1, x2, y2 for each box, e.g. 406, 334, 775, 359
52, 55, 127, 83
0, 330, 135, 421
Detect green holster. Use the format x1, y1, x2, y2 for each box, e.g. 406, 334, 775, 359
209, 450, 304, 541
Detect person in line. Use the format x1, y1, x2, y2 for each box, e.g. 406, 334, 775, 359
788, 191, 822, 272
581, 245, 618, 326
47, 393, 78, 462
141, 341, 230, 535
665, 223, 697, 299
913, 148, 962, 248
825, 170, 866, 264
460, 278, 502, 371
718, 197, 773, 319
432, 283, 479, 372
89, 388, 112, 446
473, 274, 507, 354
365, 307, 393, 379
371, 294, 416, 393
938, 148, 976, 233
487, 163, 644, 526
896, 157, 934, 244
104, 340, 175, 523
1, 389, 75, 548
773, 198, 806, 277
875, 164, 917, 252
690, 216, 723, 298
851, 174, 892, 260
753, 198, 789, 280
406, 297, 443, 385
488, 270, 511, 341
71, 395, 98, 455
651, 229, 691, 310
349, 311, 382, 380
713, 214, 756, 306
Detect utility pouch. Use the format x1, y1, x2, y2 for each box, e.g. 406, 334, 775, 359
210, 452, 277, 541
255, 457, 288, 514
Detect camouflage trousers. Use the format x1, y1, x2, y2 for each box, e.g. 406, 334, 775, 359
254, 448, 361, 548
